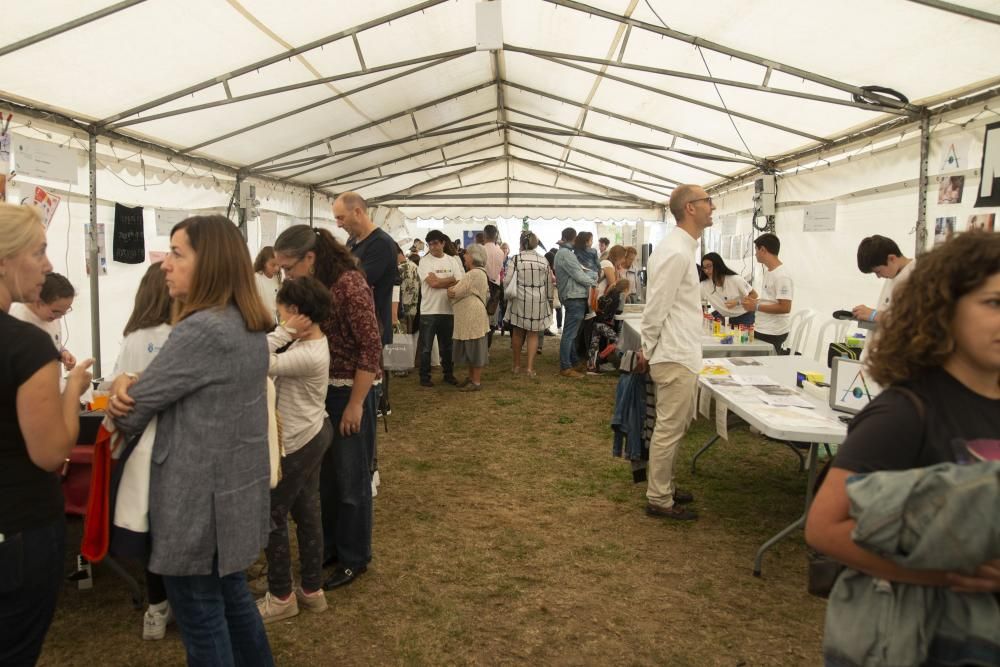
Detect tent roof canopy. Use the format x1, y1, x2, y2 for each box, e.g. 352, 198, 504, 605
2, 0, 998, 216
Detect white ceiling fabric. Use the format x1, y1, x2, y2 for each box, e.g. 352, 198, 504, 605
2, 0, 999, 221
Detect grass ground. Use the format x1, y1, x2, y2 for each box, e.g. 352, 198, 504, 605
40, 337, 826, 666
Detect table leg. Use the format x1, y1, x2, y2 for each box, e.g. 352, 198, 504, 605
690, 435, 720, 475
752, 443, 819, 577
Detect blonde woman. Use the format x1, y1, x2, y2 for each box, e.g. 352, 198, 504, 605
0, 204, 92, 665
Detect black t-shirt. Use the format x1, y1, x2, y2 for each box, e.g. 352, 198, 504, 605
349, 228, 398, 345
0, 310, 63, 534
834, 367, 1000, 473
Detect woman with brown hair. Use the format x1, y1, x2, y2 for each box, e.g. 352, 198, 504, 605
273, 224, 381, 591
107, 215, 275, 665
0, 204, 93, 665
108, 262, 175, 641
806, 232, 1000, 646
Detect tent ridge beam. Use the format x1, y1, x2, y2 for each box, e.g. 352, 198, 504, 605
180, 54, 462, 155
542, 55, 830, 142
514, 154, 672, 194
503, 44, 907, 115
0, 0, 148, 59
509, 156, 659, 204
107, 48, 476, 130
310, 133, 504, 186
96, 0, 451, 126
317, 147, 503, 194
503, 79, 756, 160
283, 108, 500, 179
505, 105, 729, 178
249, 80, 496, 168
370, 192, 635, 201
326, 157, 495, 189
904, 0, 1000, 25
541, 0, 923, 114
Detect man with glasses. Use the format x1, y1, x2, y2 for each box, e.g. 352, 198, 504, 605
638, 184, 715, 521
9, 272, 77, 370
416, 230, 464, 387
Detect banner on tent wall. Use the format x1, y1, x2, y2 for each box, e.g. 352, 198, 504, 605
13, 135, 77, 185
975, 121, 1000, 207
113, 203, 145, 264
260, 211, 278, 246
803, 202, 837, 232
84, 223, 108, 275
155, 208, 189, 236
32, 186, 61, 228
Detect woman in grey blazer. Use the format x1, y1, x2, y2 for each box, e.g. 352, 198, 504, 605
109, 216, 275, 667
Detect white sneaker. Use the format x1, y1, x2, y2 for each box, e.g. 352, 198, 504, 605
294, 586, 328, 613
256, 591, 299, 624
142, 604, 173, 641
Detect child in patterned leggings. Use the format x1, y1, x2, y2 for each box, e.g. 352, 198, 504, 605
588, 279, 629, 373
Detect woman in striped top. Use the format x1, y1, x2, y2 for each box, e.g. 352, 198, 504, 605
504, 232, 553, 377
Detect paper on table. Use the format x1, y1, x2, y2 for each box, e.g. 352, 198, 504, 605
757, 393, 815, 409
698, 385, 711, 418
754, 406, 844, 429
729, 375, 777, 386
715, 400, 729, 439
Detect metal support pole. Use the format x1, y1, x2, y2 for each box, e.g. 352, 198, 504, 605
915, 115, 931, 256
235, 174, 247, 241
309, 187, 314, 227
87, 130, 102, 378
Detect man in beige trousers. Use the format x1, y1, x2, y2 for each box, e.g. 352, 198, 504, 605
637, 184, 715, 520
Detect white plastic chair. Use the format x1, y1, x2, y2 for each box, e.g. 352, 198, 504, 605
812, 318, 851, 365
785, 308, 816, 356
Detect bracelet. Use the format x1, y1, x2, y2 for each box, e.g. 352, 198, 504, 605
869, 309, 877, 322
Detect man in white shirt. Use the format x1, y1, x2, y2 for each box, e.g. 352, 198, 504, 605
482, 224, 505, 345
417, 229, 465, 388
852, 235, 915, 324
742, 233, 793, 355
638, 184, 714, 521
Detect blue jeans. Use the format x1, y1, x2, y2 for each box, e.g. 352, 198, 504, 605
321, 385, 374, 569
162, 559, 273, 667
418, 314, 455, 381
0, 518, 65, 666
560, 298, 587, 370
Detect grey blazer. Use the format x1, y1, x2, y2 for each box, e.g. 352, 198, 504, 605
115, 305, 270, 577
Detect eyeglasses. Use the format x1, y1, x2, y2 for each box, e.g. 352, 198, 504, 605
687, 196, 713, 206
279, 257, 304, 275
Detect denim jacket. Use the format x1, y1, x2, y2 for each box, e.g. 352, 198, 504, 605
554, 244, 596, 301
823, 462, 1000, 667
611, 373, 647, 461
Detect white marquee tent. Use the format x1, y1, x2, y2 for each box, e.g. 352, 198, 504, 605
1, 0, 998, 372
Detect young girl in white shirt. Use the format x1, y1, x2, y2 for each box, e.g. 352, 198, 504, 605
256, 276, 334, 624
700, 252, 758, 327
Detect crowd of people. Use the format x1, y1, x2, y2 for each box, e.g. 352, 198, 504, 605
2, 177, 998, 665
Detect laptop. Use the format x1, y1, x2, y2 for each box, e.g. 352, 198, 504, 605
829, 357, 882, 415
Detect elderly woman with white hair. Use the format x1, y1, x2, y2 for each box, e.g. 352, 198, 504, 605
447, 243, 491, 392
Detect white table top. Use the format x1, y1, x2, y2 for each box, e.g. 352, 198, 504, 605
699, 355, 847, 444
619, 312, 775, 358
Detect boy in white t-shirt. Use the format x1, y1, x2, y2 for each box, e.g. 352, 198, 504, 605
742, 233, 793, 354
416, 229, 465, 387
852, 235, 915, 324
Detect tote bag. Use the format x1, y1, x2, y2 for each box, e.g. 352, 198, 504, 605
504, 257, 519, 300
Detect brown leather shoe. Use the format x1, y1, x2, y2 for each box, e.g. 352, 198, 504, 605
559, 368, 584, 378
645, 503, 697, 521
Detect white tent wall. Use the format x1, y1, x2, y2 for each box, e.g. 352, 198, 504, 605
4, 128, 319, 376
710, 104, 999, 361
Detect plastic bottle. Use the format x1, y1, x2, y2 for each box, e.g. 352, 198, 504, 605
748, 325, 755, 342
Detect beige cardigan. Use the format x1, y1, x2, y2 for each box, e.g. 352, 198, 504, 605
449, 267, 491, 341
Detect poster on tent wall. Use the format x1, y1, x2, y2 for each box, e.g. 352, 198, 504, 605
803, 202, 837, 232
32, 186, 61, 229
975, 121, 1000, 207
155, 208, 189, 236
113, 203, 145, 264
84, 224, 108, 275
14, 135, 77, 185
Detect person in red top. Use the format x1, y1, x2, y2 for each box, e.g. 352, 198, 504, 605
274, 225, 381, 591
